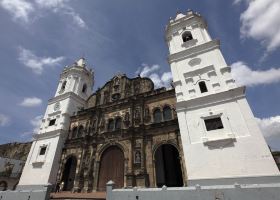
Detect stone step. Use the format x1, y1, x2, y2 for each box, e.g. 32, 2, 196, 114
50, 191, 106, 200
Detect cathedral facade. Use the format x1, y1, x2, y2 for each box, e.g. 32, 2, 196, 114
14, 10, 279, 200
55, 74, 187, 192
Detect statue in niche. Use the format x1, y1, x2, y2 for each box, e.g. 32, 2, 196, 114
144, 107, 151, 122
134, 81, 140, 94
103, 91, 109, 104
135, 140, 141, 148
90, 120, 96, 134
124, 112, 130, 127
134, 150, 141, 164
114, 77, 120, 86
99, 117, 105, 131
113, 85, 119, 92
134, 107, 141, 124
125, 82, 131, 96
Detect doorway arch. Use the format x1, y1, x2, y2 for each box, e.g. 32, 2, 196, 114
97, 146, 124, 191
61, 156, 77, 191
0, 181, 7, 191
154, 144, 183, 187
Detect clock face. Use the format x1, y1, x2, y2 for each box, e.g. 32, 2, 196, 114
54, 102, 60, 111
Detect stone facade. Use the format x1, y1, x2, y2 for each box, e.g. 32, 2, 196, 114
56, 74, 187, 192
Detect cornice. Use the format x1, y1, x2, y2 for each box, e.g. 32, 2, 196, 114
168, 40, 220, 64
165, 14, 206, 39
33, 129, 68, 140
48, 92, 86, 105
176, 86, 246, 111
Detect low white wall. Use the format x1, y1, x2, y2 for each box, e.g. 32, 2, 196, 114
106, 181, 280, 200
0, 188, 50, 200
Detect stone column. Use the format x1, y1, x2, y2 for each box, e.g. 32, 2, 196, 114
145, 138, 154, 187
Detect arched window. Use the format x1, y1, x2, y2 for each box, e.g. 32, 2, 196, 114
163, 106, 172, 121
108, 119, 114, 131
61, 81, 67, 91
71, 127, 77, 138
182, 31, 193, 42
115, 117, 122, 130
199, 81, 208, 93
78, 126, 84, 137
153, 108, 162, 123
82, 84, 87, 93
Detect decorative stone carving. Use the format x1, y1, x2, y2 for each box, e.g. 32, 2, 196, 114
99, 116, 105, 132
134, 81, 140, 94
115, 77, 120, 85
103, 91, 109, 104
144, 107, 151, 123
134, 107, 141, 124
134, 150, 141, 164
125, 82, 131, 96
124, 112, 130, 127
188, 57, 201, 67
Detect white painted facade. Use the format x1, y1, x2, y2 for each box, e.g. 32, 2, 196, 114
18, 58, 94, 188
165, 11, 280, 184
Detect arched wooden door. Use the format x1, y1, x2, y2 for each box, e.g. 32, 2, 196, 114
97, 146, 124, 191
61, 156, 77, 191
155, 144, 183, 187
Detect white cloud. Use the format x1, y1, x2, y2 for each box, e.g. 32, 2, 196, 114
0, 0, 86, 28
136, 64, 160, 77
30, 115, 43, 133
18, 46, 64, 74
0, 114, 10, 127
34, 0, 87, 28
21, 115, 43, 137
231, 61, 280, 87
19, 97, 42, 107
0, 0, 34, 23
239, 0, 280, 52
233, 0, 251, 5
136, 64, 173, 88
256, 116, 280, 139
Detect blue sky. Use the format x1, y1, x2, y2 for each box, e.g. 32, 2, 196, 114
0, 0, 280, 149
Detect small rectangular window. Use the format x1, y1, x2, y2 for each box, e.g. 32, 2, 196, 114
49, 119, 56, 126
199, 81, 208, 93
204, 117, 224, 131
39, 146, 47, 155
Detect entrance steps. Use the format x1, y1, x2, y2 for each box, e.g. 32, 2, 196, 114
50, 191, 106, 200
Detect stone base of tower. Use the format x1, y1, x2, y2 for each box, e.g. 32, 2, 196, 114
176, 87, 280, 182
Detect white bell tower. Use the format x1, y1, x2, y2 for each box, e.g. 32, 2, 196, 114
18, 58, 94, 189
166, 11, 280, 185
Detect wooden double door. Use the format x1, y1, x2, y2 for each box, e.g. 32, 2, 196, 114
97, 146, 124, 191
